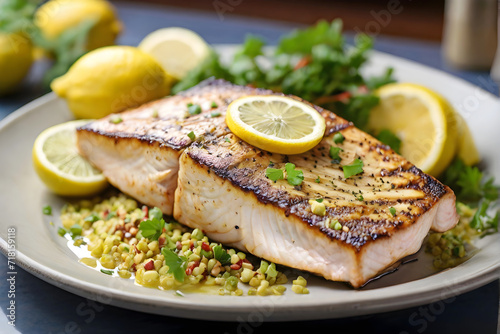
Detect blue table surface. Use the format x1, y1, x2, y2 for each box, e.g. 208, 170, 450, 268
0, 2, 499, 333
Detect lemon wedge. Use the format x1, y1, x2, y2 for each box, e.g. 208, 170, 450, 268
138, 27, 211, 80
454, 112, 480, 166
368, 83, 458, 177
33, 120, 108, 196
226, 96, 326, 155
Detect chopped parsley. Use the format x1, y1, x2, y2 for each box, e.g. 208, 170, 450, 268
57, 227, 66, 237
187, 131, 196, 141
343, 158, 364, 178
224, 137, 231, 143
100, 269, 113, 275
213, 245, 231, 265
285, 163, 304, 186
469, 200, 499, 237
70, 224, 82, 236
84, 213, 100, 223
265, 168, 284, 182
355, 193, 364, 201
315, 176, 320, 183
162, 248, 188, 282
333, 132, 345, 144
109, 115, 122, 124
42, 205, 52, 215
377, 129, 401, 154
211, 101, 218, 108
329, 146, 343, 163
315, 198, 324, 203
210, 112, 221, 117
389, 207, 396, 216
138, 207, 165, 241
188, 104, 202, 115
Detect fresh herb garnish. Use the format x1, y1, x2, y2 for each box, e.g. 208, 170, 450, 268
355, 193, 364, 201
224, 137, 231, 143
377, 129, 401, 154
469, 201, 499, 237
210, 112, 221, 117
100, 269, 113, 275
389, 207, 396, 216
343, 158, 364, 178
315, 176, 320, 183
213, 244, 231, 265
333, 132, 345, 144
84, 213, 100, 223
57, 227, 66, 237
188, 104, 202, 115
265, 168, 284, 182
211, 101, 218, 108
329, 146, 343, 163
285, 163, 304, 186
70, 224, 82, 236
42, 205, 52, 215
161, 248, 188, 282
187, 131, 196, 141
110, 115, 122, 124
315, 198, 324, 203
138, 208, 165, 241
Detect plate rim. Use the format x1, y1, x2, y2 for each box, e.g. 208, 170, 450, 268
0, 49, 499, 321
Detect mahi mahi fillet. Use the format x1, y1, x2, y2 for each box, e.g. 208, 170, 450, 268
77, 79, 459, 287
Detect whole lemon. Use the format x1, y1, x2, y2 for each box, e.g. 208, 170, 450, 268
35, 0, 122, 52
0, 32, 33, 95
51, 46, 173, 119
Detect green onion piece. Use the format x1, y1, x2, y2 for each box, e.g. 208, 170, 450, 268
211, 101, 218, 108
315, 176, 320, 183
109, 115, 122, 124
42, 205, 52, 215
329, 146, 343, 163
187, 131, 196, 141
333, 132, 345, 144
224, 137, 231, 143
285, 163, 304, 186
210, 112, 221, 117
332, 220, 342, 230
343, 158, 364, 178
100, 269, 113, 275
315, 198, 323, 203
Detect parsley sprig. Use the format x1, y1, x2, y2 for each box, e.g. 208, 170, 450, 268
161, 248, 188, 282
343, 158, 364, 178
213, 245, 231, 265
138, 207, 166, 241
265, 163, 304, 186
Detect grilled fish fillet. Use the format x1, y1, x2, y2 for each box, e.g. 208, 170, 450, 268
77, 79, 459, 287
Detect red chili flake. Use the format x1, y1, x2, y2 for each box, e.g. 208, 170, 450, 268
176, 241, 182, 250
242, 258, 250, 263
158, 236, 166, 248
144, 260, 154, 271
201, 242, 211, 252
131, 263, 137, 272
185, 261, 200, 276
142, 206, 149, 218
103, 209, 109, 219
189, 241, 194, 251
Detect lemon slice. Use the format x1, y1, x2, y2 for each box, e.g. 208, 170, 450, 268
226, 96, 326, 155
368, 83, 458, 177
454, 112, 480, 166
138, 27, 211, 80
33, 120, 108, 196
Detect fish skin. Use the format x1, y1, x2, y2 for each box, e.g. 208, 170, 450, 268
77, 79, 459, 287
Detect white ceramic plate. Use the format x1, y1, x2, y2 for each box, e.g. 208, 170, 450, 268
0, 47, 499, 321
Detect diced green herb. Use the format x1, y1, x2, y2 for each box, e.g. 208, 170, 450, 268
211, 101, 218, 108
100, 269, 113, 275
70, 224, 82, 236
187, 131, 196, 141
389, 207, 396, 216
315, 198, 324, 203
285, 163, 304, 186
84, 213, 100, 223
187, 102, 193, 107
377, 129, 401, 154
213, 245, 231, 265
333, 132, 345, 144
188, 104, 202, 115
210, 112, 221, 117
329, 146, 343, 163
149, 207, 163, 220
224, 137, 231, 143
57, 227, 66, 237
315, 176, 320, 183
162, 248, 188, 282
355, 193, 364, 201
470, 200, 499, 237
42, 205, 52, 215
110, 115, 122, 124
343, 158, 364, 178
265, 168, 284, 182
